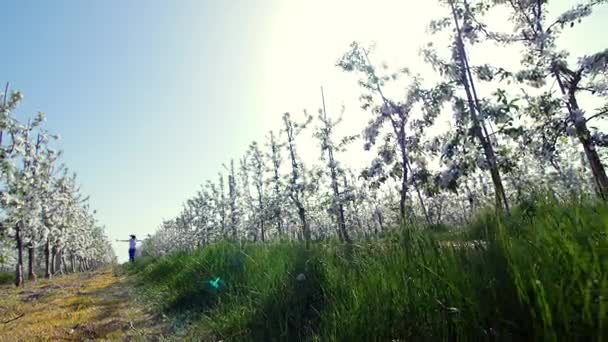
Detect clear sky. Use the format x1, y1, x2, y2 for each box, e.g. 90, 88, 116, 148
2, 1, 606, 261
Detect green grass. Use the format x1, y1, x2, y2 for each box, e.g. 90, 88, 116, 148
122, 195, 608, 341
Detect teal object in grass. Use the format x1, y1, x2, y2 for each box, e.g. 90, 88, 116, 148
207, 277, 222, 290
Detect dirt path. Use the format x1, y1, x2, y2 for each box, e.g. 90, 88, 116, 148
0, 268, 169, 341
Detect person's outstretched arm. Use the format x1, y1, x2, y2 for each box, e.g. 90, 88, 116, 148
115, 239, 129, 242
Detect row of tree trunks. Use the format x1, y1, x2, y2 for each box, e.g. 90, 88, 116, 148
14, 236, 95, 287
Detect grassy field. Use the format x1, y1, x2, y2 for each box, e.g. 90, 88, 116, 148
121, 196, 608, 341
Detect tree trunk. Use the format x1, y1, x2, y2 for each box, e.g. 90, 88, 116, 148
71, 253, 76, 273
577, 121, 608, 197
450, 1, 510, 214
51, 248, 57, 275
284, 115, 310, 247
449, 0, 510, 213
399, 137, 409, 224
15, 223, 24, 287
28, 242, 37, 281
554, 70, 608, 198
56, 248, 63, 275
406, 161, 431, 225
296, 202, 310, 248
256, 183, 266, 242
269, 132, 284, 238
45, 239, 52, 279
334, 216, 345, 242
345, 177, 365, 237
228, 165, 238, 240
463, 54, 509, 213
321, 88, 351, 243
330, 176, 349, 242
376, 208, 385, 233
259, 216, 265, 242
348, 201, 364, 238
458, 9, 510, 214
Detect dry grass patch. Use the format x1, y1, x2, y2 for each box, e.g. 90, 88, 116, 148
0, 268, 170, 341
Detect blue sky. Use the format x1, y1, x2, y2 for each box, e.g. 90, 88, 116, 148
2, 1, 283, 260
2, 1, 606, 261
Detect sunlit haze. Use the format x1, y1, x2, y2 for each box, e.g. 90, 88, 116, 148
2, 0, 606, 261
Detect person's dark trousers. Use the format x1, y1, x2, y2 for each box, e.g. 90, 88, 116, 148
129, 248, 136, 262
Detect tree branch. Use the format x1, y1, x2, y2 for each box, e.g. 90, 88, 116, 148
586, 109, 608, 123
2, 313, 24, 324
